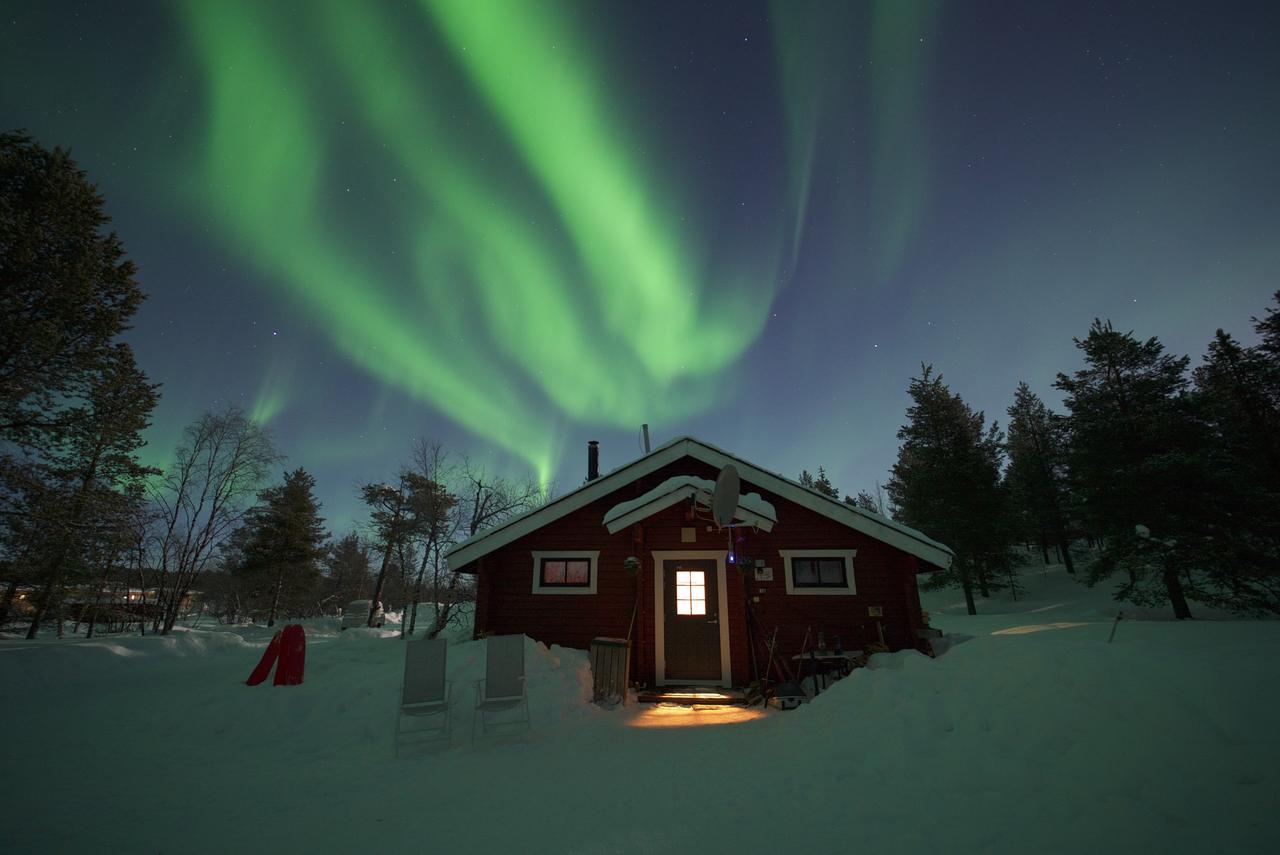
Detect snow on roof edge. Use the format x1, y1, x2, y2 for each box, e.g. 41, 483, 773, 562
444, 436, 953, 570
676, 436, 955, 558
601, 474, 777, 530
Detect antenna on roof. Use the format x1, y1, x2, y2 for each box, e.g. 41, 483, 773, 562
711, 464, 739, 529
641, 423, 651, 453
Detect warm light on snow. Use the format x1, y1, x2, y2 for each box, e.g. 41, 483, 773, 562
626, 703, 766, 729
989, 622, 1092, 636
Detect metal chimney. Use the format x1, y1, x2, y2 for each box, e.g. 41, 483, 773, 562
587, 440, 600, 481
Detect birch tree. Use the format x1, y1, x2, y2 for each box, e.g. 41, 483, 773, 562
360, 474, 419, 626
426, 457, 544, 638
149, 407, 280, 634
404, 440, 456, 638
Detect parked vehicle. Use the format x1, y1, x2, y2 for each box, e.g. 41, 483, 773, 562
340, 599, 384, 630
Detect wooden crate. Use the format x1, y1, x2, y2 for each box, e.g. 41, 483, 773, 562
589, 637, 630, 706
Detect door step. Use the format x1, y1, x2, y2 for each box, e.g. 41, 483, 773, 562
637, 687, 746, 706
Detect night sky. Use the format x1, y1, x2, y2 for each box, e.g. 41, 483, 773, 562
3, 1, 1278, 531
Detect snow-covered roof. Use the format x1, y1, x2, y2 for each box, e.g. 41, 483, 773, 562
601, 475, 777, 534
444, 436, 954, 571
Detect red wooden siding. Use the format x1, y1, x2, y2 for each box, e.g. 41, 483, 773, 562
463, 455, 930, 688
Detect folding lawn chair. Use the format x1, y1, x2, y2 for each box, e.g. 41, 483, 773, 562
472, 634, 529, 744
394, 636, 451, 756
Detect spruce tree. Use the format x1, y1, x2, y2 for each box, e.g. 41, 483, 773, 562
1054, 320, 1196, 618
1186, 312, 1280, 615
853, 490, 881, 514
886, 366, 1010, 614
1, 133, 157, 637
1005, 383, 1076, 573
813, 467, 839, 498
325, 532, 374, 609
1253, 290, 1280, 363
798, 467, 840, 498
240, 468, 328, 626
1194, 329, 1280, 490
1, 132, 145, 447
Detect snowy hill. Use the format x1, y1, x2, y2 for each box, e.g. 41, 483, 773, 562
2, 567, 1277, 854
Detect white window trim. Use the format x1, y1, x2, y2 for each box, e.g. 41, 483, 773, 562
780, 549, 857, 596
531, 551, 599, 595
651, 551, 732, 687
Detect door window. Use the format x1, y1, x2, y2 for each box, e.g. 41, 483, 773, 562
675, 570, 706, 615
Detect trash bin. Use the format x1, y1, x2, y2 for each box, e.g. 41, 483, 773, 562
589, 637, 630, 706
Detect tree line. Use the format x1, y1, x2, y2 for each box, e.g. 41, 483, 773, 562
202, 439, 542, 637
0, 132, 542, 639
808, 302, 1280, 619
6, 130, 1276, 634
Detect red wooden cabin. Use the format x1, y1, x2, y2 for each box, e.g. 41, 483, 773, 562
445, 437, 953, 689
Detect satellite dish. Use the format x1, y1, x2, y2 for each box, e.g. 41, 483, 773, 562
711, 465, 740, 528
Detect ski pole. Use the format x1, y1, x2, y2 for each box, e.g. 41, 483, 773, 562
1107, 610, 1123, 644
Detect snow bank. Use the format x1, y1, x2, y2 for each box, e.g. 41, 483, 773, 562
2, 566, 1278, 853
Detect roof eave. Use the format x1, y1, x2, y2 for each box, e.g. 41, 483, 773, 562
445, 436, 953, 570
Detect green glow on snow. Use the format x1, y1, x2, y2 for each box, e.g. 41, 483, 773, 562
177, 0, 778, 482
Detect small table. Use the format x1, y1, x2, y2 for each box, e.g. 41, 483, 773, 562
790, 650, 865, 694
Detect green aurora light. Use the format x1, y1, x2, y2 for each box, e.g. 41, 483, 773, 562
248, 356, 293, 426
177, 0, 785, 485
772, 0, 937, 282
3, 0, 1275, 530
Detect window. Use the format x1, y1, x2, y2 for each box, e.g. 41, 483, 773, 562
779, 549, 857, 596
791, 557, 848, 588
674, 570, 706, 615
531, 551, 599, 595
541, 558, 591, 587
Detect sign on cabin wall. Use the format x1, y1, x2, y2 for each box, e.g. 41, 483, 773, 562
868, 606, 883, 617
755, 566, 773, 582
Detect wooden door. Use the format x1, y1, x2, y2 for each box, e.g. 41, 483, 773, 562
662, 559, 721, 681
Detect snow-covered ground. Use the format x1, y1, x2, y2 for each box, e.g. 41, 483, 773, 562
2, 567, 1277, 854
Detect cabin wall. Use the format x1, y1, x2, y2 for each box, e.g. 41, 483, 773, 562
468, 457, 930, 688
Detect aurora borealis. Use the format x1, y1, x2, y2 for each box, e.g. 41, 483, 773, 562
3, 1, 1278, 529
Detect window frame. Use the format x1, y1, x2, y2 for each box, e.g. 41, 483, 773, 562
530, 551, 599, 595
779, 549, 857, 596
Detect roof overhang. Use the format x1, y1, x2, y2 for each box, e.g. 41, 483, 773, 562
444, 437, 954, 572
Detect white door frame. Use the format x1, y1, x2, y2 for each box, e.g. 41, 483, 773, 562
652, 550, 732, 687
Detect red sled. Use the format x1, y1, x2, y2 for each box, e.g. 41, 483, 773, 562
244, 624, 306, 686
245, 630, 282, 686
274, 624, 306, 686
